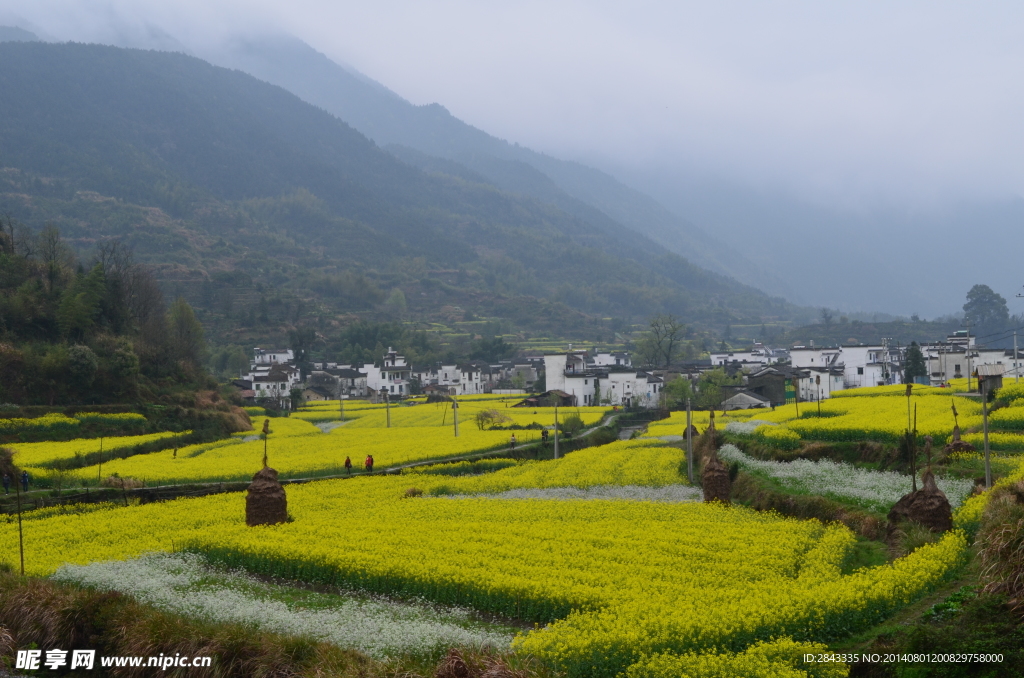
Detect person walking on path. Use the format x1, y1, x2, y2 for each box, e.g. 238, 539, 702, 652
368, 455, 375, 472
344, 456, 352, 475
21, 470, 29, 492
2, 474, 9, 495
365, 455, 374, 473
510, 434, 517, 452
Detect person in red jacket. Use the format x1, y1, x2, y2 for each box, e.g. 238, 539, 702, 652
365, 455, 372, 472
344, 456, 352, 474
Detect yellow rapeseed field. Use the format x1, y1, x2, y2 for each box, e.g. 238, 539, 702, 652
63, 426, 521, 484
6, 430, 184, 468
0, 466, 965, 678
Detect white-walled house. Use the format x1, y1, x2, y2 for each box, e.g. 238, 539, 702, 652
253, 348, 294, 366
592, 352, 632, 367
837, 345, 903, 388
364, 347, 412, 396
710, 344, 781, 367
800, 367, 845, 401
458, 364, 486, 395
545, 352, 663, 407
789, 346, 842, 370
249, 363, 302, 408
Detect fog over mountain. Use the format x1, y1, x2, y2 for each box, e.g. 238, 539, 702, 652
2, 1, 1023, 318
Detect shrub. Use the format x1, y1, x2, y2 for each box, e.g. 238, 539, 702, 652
978, 480, 1024, 614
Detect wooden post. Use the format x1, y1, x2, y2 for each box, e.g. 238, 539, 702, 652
983, 384, 992, 488
686, 398, 693, 484
553, 401, 560, 460
15, 473, 24, 575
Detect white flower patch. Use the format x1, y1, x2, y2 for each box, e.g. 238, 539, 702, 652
724, 420, 776, 436
452, 485, 704, 503
53, 552, 513, 659
718, 444, 975, 511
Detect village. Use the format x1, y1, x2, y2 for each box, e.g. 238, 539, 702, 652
230, 329, 1024, 412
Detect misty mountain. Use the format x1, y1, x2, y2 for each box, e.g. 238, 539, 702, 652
613, 166, 1024, 319
0, 40, 800, 347
0, 25, 36, 42
198, 34, 796, 301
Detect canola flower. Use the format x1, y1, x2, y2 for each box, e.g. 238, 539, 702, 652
427, 438, 686, 494
338, 402, 609, 430
989, 404, 1024, 432
231, 417, 322, 439
0, 443, 966, 678
65, 426, 521, 485
643, 409, 763, 438
954, 454, 1024, 533
962, 431, 1024, 452
622, 637, 849, 678
0, 412, 80, 437
6, 431, 184, 468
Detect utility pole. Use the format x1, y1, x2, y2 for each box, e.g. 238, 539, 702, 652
1016, 331, 1020, 384
961, 320, 973, 391
453, 396, 459, 438
553, 400, 560, 459
686, 398, 693, 484
793, 377, 800, 417
15, 469, 24, 575
983, 380, 992, 488
816, 375, 821, 417
97, 436, 103, 484
385, 390, 391, 428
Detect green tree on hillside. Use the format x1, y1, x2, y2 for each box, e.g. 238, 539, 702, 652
695, 368, 742, 411
963, 284, 1009, 338
904, 342, 927, 383
168, 297, 207, 371
663, 376, 695, 409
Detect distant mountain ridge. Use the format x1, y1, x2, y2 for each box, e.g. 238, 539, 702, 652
0, 40, 800, 346
198, 35, 797, 300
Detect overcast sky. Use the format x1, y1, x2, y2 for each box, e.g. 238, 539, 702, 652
3, 0, 1024, 209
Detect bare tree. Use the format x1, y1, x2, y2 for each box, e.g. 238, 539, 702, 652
637, 314, 688, 367
36, 224, 74, 292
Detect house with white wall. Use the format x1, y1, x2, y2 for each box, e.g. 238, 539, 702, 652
710, 344, 781, 367
364, 347, 412, 397
545, 351, 663, 407
253, 348, 294, 367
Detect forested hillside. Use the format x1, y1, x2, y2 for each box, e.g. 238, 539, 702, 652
0, 41, 801, 360
204, 34, 795, 298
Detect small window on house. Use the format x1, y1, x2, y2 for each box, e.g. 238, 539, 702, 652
857, 367, 864, 375
584, 379, 588, 385
955, 364, 961, 372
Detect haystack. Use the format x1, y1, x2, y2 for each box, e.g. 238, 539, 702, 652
887, 468, 952, 534
701, 447, 731, 504
943, 424, 976, 457
246, 466, 288, 526
683, 424, 701, 439
0, 447, 21, 481
695, 412, 722, 463
435, 648, 470, 678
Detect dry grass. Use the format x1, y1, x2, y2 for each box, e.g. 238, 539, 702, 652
978, 480, 1024, 614
888, 521, 940, 559
100, 475, 145, 489
404, 487, 424, 498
